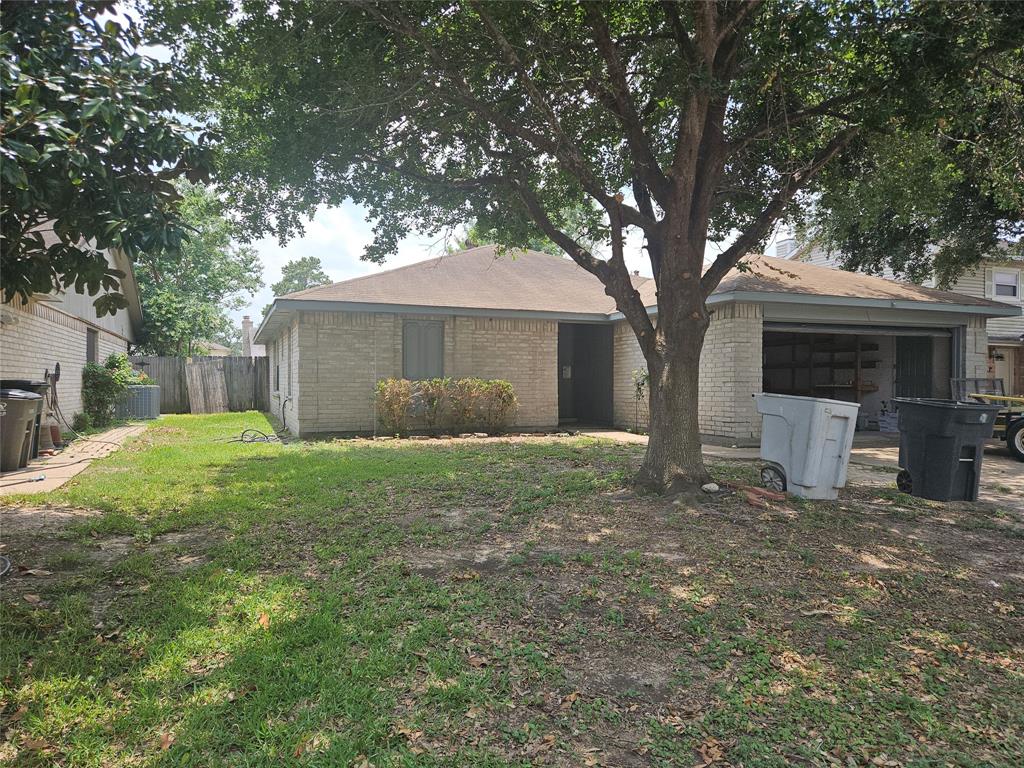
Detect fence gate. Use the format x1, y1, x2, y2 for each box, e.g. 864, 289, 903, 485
130, 355, 269, 414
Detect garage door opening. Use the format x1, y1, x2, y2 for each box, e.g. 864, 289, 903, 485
763, 327, 951, 431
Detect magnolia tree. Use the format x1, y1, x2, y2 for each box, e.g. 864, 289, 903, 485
1, 1, 211, 316
150, 0, 1024, 491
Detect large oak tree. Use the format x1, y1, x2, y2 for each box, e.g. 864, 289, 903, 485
149, 0, 1024, 490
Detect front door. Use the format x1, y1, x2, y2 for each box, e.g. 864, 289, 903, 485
895, 337, 934, 398
991, 347, 1015, 396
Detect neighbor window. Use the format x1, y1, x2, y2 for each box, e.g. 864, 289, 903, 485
86, 328, 98, 363
403, 320, 444, 379
993, 269, 1020, 299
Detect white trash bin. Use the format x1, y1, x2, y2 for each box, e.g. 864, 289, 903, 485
754, 393, 861, 500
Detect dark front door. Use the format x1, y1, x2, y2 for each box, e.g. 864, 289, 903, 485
895, 337, 934, 398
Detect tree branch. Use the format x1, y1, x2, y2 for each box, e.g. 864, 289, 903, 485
517, 182, 656, 352
660, 1, 701, 68
585, 4, 672, 206
727, 90, 867, 156
470, 1, 657, 232
700, 126, 860, 296
714, 0, 766, 47
358, 2, 656, 232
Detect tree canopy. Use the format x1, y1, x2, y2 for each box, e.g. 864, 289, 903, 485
802, 47, 1024, 286
136, 182, 262, 356
0, 0, 212, 316
262, 255, 331, 316
147, 0, 1024, 489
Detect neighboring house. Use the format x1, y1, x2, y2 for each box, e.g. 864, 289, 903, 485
240, 315, 266, 357
0, 245, 142, 420
198, 341, 232, 357
256, 246, 1018, 443
781, 238, 1024, 395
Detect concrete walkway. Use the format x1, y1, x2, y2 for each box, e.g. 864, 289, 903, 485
0, 423, 145, 496
580, 428, 1024, 512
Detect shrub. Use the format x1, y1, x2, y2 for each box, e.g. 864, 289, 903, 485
81, 354, 147, 427
374, 378, 518, 435
375, 378, 413, 435
71, 412, 92, 433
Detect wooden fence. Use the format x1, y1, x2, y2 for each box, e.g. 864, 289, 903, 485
130, 356, 269, 414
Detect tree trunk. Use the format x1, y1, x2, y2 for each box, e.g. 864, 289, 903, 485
634, 311, 711, 493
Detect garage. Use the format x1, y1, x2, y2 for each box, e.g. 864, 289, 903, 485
762, 324, 951, 432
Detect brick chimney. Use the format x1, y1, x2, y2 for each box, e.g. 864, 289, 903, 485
241, 315, 254, 357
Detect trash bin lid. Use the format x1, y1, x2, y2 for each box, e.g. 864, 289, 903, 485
0, 379, 47, 389
0, 388, 43, 400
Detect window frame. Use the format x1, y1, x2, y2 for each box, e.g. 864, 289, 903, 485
993, 268, 1020, 300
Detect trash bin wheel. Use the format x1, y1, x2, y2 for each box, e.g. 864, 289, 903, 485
896, 469, 913, 494
760, 465, 786, 492
1008, 419, 1024, 462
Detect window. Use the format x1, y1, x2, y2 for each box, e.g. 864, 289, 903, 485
86, 328, 98, 363
993, 269, 1020, 299
403, 320, 444, 379
273, 339, 280, 392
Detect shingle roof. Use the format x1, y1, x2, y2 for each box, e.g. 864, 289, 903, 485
718, 253, 1004, 308
276, 245, 1009, 314
282, 245, 646, 314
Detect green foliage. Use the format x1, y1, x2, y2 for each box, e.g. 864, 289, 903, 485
263, 256, 331, 317
0, 1, 212, 315
136, 182, 262, 355
802, 47, 1024, 285
81, 353, 145, 427
145, 1, 1023, 273
70, 412, 92, 433
374, 378, 518, 435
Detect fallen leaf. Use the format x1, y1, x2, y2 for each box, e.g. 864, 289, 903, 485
23, 569, 52, 577
23, 594, 41, 605
23, 737, 47, 750
468, 654, 489, 668
9, 705, 27, 722
258, 612, 271, 630
160, 732, 175, 751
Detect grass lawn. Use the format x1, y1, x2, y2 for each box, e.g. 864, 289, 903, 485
1, 413, 1022, 767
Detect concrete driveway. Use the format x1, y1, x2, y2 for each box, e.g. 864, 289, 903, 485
582, 429, 1024, 512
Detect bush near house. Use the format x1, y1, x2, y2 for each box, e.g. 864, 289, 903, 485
375, 377, 518, 435
81, 354, 153, 427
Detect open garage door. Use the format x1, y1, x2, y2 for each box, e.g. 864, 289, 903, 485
763, 323, 952, 431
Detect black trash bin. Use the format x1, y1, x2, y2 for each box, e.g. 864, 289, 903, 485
0, 389, 43, 472
893, 398, 1001, 501
0, 379, 49, 459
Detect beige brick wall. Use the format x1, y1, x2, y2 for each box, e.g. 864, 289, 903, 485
612, 320, 649, 432
0, 298, 129, 420
699, 303, 763, 441
273, 310, 559, 435
612, 302, 764, 441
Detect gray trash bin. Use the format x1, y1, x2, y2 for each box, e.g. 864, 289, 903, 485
0, 389, 43, 472
754, 393, 861, 500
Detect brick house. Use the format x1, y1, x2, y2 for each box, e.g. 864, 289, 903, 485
255, 246, 1019, 442
1, 245, 142, 419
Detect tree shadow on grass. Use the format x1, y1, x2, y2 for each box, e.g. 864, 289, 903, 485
4, 440, 635, 767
